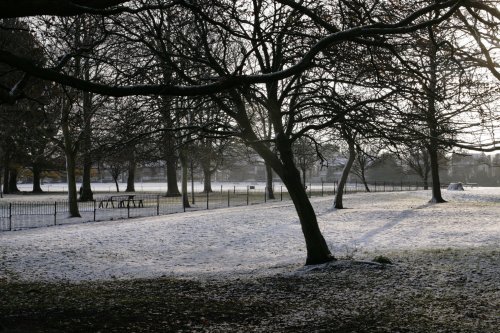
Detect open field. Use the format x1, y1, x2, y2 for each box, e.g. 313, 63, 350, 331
0, 188, 499, 332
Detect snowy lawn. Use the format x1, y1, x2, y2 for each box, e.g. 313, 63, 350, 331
1, 188, 499, 281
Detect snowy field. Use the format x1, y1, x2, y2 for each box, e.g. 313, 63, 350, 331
0, 187, 499, 282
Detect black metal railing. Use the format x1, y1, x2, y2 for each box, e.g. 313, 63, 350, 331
0, 181, 429, 231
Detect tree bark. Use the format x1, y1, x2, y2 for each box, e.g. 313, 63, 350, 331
2, 156, 10, 194
202, 165, 213, 193
334, 140, 356, 209
426, 27, 445, 204
266, 162, 275, 199
125, 150, 136, 192
8, 167, 20, 193
179, 149, 190, 208
80, 58, 93, 201
276, 137, 334, 265
428, 144, 445, 203
165, 154, 181, 196
423, 174, 429, 190
114, 177, 120, 192
32, 162, 43, 193
61, 100, 81, 217
65, 151, 81, 217
359, 167, 370, 192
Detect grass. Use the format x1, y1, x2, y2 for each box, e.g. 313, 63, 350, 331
1, 247, 498, 333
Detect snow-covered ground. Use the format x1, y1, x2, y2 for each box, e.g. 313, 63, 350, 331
0, 188, 499, 282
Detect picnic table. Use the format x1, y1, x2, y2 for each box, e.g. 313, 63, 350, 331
98, 195, 144, 208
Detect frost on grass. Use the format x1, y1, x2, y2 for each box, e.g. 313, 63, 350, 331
0, 189, 498, 332
0, 188, 499, 281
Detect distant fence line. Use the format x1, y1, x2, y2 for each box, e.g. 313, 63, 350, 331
0, 181, 427, 232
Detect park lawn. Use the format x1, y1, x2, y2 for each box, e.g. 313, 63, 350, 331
1, 247, 498, 333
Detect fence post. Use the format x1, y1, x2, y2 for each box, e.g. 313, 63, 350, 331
334, 181, 336, 195
374, 181, 377, 192
127, 200, 130, 218
9, 203, 12, 231
355, 180, 358, 192
246, 186, 249, 205
156, 195, 160, 215
54, 201, 57, 226
93, 200, 96, 221
228, 190, 230, 207
280, 186, 283, 201
221, 184, 223, 194
264, 187, 267, 203
207, 191, 209, 210
234, 185, 236, 194
321, 181, 324, 197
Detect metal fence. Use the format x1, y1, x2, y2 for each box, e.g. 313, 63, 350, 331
0, 181, 427, 232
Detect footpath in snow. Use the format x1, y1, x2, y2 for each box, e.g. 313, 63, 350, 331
1, 189, 499, 282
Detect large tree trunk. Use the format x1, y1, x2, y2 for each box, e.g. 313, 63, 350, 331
334, 140, 356, 209
276, 139, 334, 265
165, 153, 181, 196
80, 61, 93, 202
202, 164, 213, 193
179, 150, 190, 208
125, 150, 136, 192
61, 100, 81, 218
426, 27, 445, 204
32, 162, 43, 193
8, 167, 20, 193
428, 144, 445, 203
2, 156, 10, 194
265, 162, 275, 199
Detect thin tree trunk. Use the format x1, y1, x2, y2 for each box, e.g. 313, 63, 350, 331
360, 168, 370, 192
362, 176, 370, 192
180, 150, 190, 208
125, 150, 136, 192
32, 162, 43, 193
65, 151, 81, 217
266, 162, 275, 199
423, 174, 429, 190
190, 159, 195, 204
114, 177, 120, 192
334, 140, 356, 209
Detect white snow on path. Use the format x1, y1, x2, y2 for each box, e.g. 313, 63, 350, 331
1, 188, 499, 282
